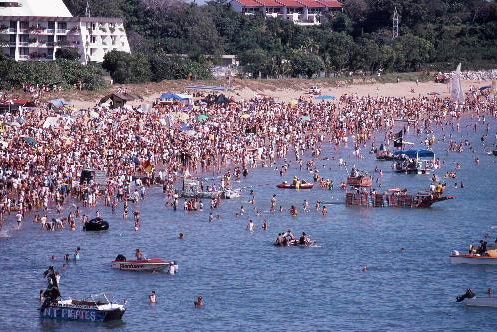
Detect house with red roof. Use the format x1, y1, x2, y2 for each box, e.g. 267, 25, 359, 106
230, 0, 342, 25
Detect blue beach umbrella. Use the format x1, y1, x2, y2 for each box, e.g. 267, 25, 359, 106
315, 95, 336, 100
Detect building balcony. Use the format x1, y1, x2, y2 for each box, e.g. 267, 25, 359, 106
0, 28, 16, 34
19, 41, 29, 46
0, 41, 17, 47
55, 29, 68, 34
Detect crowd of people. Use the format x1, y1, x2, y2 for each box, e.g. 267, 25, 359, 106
0, 80, 495, 233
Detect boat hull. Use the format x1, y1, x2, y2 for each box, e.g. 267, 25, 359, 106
181, 191, 220, 199
465, 297, 497, 308
40, 304, 125, 322
450, 255, 497, 265
83, 218, 109, 231
111, 258, 173, 272
276, 183, 313, 189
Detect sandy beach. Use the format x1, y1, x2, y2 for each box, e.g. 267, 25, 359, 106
55, 77, 492, 110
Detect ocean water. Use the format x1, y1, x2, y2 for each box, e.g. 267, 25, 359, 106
1, 116, 496, 331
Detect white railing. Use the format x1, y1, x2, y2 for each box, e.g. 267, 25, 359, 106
55, 29, 68, 34
18, 55, 29, 60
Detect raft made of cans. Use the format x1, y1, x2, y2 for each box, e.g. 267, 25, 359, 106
345, 176, 453, 208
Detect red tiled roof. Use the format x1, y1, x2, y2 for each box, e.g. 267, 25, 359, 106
276, 0, 303, 8
234, 0, 263, 7
296, 0, 325, 8
316, 0, 342, 8
257, 0, 284, 7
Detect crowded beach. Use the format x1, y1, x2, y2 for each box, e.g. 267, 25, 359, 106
0, 74, 496, 234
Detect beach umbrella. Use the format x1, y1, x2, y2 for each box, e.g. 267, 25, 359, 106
180, 123, 192, 132
289, 99, 298, 107
241, 114, 250, 119
23, 137, 37, 147
185, 130, 197, 136
301, 115, 310, 122
315, 95, 336, 100
173, 112, 189, 121
479, 85, 492, 91
197, 114, 209, 121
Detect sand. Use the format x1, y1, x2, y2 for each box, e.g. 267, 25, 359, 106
57, 78, 492, 110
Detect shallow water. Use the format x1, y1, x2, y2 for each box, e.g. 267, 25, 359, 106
1, 117, 496, 331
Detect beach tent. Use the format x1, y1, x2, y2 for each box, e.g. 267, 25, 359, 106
214, 94, 230, 105
160, 93, 193, 105
49, 99, 69, 108
100, 92, 142, 109
315, 95, 336, 100
479, 85, 492, 91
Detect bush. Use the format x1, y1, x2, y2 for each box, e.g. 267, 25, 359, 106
0, 55, 106, 90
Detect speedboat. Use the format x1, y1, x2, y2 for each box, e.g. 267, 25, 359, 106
83, 217, 109, 231
40, 266, 125, 322
450, 250, 497, 265
456, 289, 497, 308
111, 254, 177, 272
40, 294, 126, 322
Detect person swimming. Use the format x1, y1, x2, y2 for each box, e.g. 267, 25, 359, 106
194, 296, 203, 308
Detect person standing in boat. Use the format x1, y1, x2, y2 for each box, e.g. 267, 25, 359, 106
135, 249, 144, 261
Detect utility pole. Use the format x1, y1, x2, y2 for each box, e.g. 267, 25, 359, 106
392, 7, 399, 39
85, 0, 91, 18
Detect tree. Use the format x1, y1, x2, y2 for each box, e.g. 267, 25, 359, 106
393, 34, 434, 71
102, 51, 151, 83
289, 51, 324, 78
55, 48, 81, 61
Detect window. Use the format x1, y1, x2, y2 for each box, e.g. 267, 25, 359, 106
9, 21, 16, 29
91, 36, 96, 44
20, 21, 29, 29
58, 22, 67, 30
48, 21, 55, 29
0, 2, 21, 7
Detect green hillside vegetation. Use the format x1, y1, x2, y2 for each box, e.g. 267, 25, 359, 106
0, 0, 494, 88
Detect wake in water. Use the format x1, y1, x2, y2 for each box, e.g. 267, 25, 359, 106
0, 229, 11, 239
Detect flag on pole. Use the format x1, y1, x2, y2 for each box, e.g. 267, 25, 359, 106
393, 130, 403, 148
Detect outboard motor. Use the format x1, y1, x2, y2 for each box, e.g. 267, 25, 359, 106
456, 289, 475, 302
451, 250, 460, 256
115, 254, 126, 262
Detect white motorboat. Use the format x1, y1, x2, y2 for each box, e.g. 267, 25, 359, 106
465, 296, 497, 308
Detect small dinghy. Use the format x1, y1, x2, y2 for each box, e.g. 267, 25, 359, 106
111, 254, 178, 272
83, 217, 109, 231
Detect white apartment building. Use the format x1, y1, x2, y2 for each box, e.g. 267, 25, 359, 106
230, 0, 342, 26
0, 0, 130, 63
